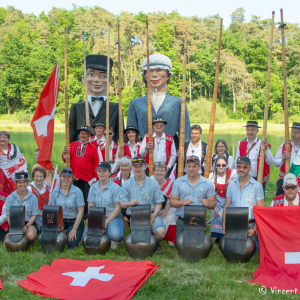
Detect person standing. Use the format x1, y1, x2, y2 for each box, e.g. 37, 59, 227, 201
69, 55, 120, 143
126, 53, 191, 148
91, 123, 106, 147
0, 191, 8, 242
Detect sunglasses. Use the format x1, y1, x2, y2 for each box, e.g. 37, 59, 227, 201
216, 164, 227, 168
154, 162, 164, 165
104, 132, 113, 135
284, 185, 297, 190
237, 165, 249, 170
191, 125, 201, 129
132, 158, 144, 163
187, 156, 199, 161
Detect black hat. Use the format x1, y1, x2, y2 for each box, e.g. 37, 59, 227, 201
76, 125, 91, 135
153, 118, 167, 125
14, 172, 30, 181
124, 126, 139, 135
236, 156, 251, 166
186, 156, 200, 165
97, 161, 111, 170
60, 167, 73, 177
243, 121, 261, 128
93, 123, 105, 128
85, 55, 113, 71
132, 156, 146, 166
291, 122, 300, 130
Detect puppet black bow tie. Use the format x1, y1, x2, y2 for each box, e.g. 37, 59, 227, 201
91, 96, 105, 103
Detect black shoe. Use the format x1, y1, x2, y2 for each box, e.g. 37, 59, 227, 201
214, 237, 221, 244
156, 243, 163, 254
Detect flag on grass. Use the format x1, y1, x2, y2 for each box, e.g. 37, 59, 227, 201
18, 259, 159, 300
51, 165, 60, 192
248, 206, 300, 294
31, 60, 60, 171
161, 163, 176, 197
0, 278, 3, 289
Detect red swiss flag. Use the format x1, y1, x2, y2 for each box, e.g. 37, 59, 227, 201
30, 61, 60, 171
248, 206, 300, 293
18, 258, 159, 300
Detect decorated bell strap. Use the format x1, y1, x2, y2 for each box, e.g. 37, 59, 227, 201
9, 206, 26, 242
183, 205, 206, 248
86, 207, 106, 248
131, 204, 152, 245
224, 207, 249, 255
41, 205, 63, 245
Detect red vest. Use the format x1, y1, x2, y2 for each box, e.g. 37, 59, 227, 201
99, 142, 118, 163
272, 193, 300, 207
239, 139, 271, 183
0, 191, 9, 231
124, 144, 140, 158
31, 188, 50, 211
91, 136, 105, 148
215, 169, 232, 198
110, 173, 121, 186
279, 142, 292, 179
145, 133, 174, 168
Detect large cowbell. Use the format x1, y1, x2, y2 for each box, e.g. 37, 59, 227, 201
82, 206, 111, 255
219, 207, 256, 263
39, 205, 67, 253
125, 204, 158, 259
5, 206, 30, 252
175, 206, 213, 262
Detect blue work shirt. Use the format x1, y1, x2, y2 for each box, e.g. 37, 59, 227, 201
226, 176, 264, 220
6, 190, 38, 221
120, 176, 164, 215
88, 179, 121, 217
49, 185, 84, 219
171, 174, 215, 218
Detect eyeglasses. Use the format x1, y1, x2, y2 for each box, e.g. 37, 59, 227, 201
132, 158, 144, 164
216, 164, 227, 168
104, 132, 113, 135
284, 185, 297, 190
237, 166, 249, 170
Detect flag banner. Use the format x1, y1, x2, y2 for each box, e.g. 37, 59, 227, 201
0, 278, 3, 289
18, 259, 159, 300
31, 61, 60, 171
51, 165, 60, 192
161, 163, 176, 197
248, 206, 300, 294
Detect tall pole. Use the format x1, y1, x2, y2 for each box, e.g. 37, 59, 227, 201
146, 16, 154, 176
257, 11, 275, 183
105, 23, 111, 162
64, 28, 70, 167
178, 26, 188, 178
204, 18, 223, 179
82, 29, 90, 127
280, 9, 290, 173
118, 20, 124, 157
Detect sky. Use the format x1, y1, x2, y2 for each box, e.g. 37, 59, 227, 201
1, 0, 299, 28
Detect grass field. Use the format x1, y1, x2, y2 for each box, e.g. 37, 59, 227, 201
0, 192, 296, 300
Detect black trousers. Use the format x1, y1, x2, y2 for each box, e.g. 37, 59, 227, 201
0, 227, 6, 242
276, 178, 284, 196
73, 179, 90, 216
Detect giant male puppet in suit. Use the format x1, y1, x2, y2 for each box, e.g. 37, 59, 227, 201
69, 55, 120, 144
126, 54, 191, 147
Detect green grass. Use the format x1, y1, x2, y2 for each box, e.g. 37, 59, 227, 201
1, 191, 294, 300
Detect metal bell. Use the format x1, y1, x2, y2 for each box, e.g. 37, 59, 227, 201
219, 207, 256, 263
39, 205, 67, 253
82, 206, 111, 255
175, 206, 213, 262
124, 204, 158, 259
5, 206, 30, 252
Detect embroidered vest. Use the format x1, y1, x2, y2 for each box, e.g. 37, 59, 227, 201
31, 188, 50, 211
215, 169, 232, 198
124, 144, 140, 158
99, 142, 118, 163
272, 193, 300, 207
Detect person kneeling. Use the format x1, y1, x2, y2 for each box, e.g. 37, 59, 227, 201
49, 167, 84, 248
86, 162, 124, 250
120, 157, 166, 254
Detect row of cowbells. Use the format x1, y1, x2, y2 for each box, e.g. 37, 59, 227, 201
5, 205, 256, 264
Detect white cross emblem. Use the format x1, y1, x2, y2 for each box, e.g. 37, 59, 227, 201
285, 252, 300, 264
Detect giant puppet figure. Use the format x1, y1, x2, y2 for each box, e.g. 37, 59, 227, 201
69, 55, 120, 144
126, 54, 191, 147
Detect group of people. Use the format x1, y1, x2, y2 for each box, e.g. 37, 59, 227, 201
0, 52, 300, 258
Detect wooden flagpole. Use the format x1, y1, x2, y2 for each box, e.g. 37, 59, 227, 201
177, 26, 188, 178
118, 20, 124, 157
64, 28, 70, 167
105, 23, 111, 162
146, 16, 154, 176
204, 18, 223, 179
257, 11, 275, 183
280, 9, 290, 173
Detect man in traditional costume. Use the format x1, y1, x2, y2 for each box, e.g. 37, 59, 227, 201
91, 122, 106, 147
69, 55, 120, 143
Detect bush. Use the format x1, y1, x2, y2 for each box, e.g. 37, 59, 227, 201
187, 98, 228, 124
15, 110, 33, 123
290, 114, 300, 123
272, 111, 284, 124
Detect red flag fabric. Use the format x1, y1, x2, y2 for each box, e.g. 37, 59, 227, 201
18, 259, 159, 300
161, 163, 176, 197
31, 61, 60, 171
0, 278, 3, 289
248, 206, 300, 294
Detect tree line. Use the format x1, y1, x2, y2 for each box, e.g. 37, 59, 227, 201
0, 6, 299, 122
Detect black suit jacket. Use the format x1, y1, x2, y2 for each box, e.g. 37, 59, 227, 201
184, 140, 207, 174
69, 101, 120, 144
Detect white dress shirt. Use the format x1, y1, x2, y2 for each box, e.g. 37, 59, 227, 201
140, 133, 176, 168
274, 140, 300, 167
184, 140, 207, 174
235, 138, 274, 178
270, 193, 299, 207
88, 95, 107, 117
151, 89, 167, 113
